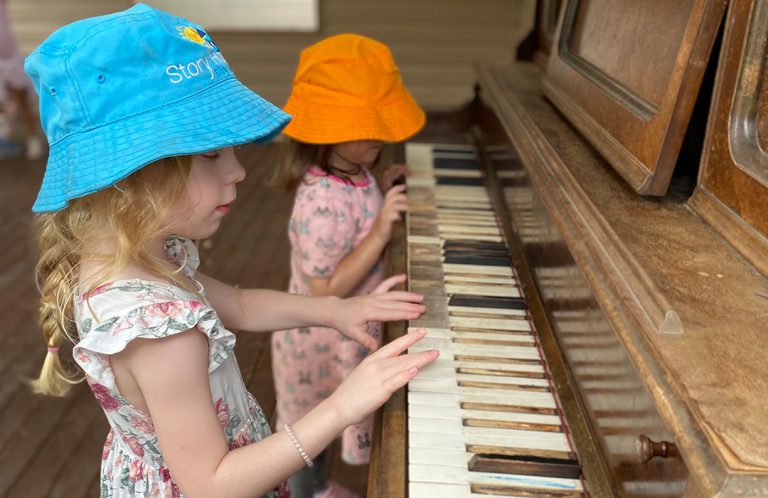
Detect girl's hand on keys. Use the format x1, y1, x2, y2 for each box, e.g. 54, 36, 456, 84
371, 184, 408, 244
328, 274, 425, 351
327, 328, 437, 426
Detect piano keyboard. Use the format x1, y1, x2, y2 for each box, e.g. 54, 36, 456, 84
405, 143, 587, 497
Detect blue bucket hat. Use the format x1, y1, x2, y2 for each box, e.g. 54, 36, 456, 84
26, 3, 291, 212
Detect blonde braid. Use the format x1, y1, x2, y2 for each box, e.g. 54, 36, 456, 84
30, 156, 193, 397
31, 213, 83, 396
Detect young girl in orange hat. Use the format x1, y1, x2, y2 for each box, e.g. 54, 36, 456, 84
28, 6, 437, 497
270, 34, 426, 498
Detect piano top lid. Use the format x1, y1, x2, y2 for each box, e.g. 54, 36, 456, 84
477, 61, 768, 491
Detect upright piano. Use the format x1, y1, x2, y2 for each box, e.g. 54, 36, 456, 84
369, 0, 768, 496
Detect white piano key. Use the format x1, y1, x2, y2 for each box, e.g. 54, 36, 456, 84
455, 373, 549, 387
435, 205, 492, 212
435, 186, 489, 195
414, 364, 546, 385
444, 275, 518, 285
435, 199, 492, 208
436, 213, 497, 221
409, 463, 583, 492
439, 225, 501, 236
424, 358, 545, 375
406, 176, 436, 187
407, 235, 442, 245
440, 233, 503, 242
448, 305, 527, 317
449, 316, 532, 332
437, 217, 499, 226
433, 169, 483, 178
436, 211, 496, 220
414, 369, 549, 388
407, 383, 557, 408
443, 263, 514, 276
407, 390, 556, 410
409, 482, 490, 498
418, 327, 453, 339
408, 403, 562, 426
446, 284, 520, 298
410, 340, 541, 360
450, 330, 535, 343
455, 360, 545, 374
412, 364, 461, 378
408, 426, 572, 454
410, 446, 468, 467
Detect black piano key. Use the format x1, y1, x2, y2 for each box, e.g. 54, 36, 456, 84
443, 249, 510, 261
443, 255, 510, 266
443, 244, 509, 257
433, 157, 480, 170
432, 149, 477, 162
468, 453, 582, 480
449, 294, 526, 310
432, 147, 476, 154
443, 250, 510, 261
435, 177, 485, 186
443, 240, 509, 253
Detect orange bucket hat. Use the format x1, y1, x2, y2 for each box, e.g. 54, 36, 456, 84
282, 34, 425, 144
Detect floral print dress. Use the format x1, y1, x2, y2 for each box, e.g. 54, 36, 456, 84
271, 166, 384, 465
73, 237, 290, 498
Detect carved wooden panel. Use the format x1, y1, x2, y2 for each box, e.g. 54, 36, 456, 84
690, 0, 768, 277
542, 0, 726, 195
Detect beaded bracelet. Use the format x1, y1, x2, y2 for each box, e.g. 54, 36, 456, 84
283, 424, 313, 468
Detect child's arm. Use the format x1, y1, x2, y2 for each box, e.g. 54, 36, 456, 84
307, 183, 408, 298
114, 327, 437, 498
197, 272, 424, 350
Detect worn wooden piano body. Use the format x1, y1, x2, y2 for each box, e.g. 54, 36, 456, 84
369, 0, 768, 496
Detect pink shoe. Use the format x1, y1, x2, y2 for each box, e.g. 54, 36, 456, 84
313, 481, 361, 498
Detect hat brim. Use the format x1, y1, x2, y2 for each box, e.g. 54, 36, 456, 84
281, 91, 425, 144
33, 77, 291, 213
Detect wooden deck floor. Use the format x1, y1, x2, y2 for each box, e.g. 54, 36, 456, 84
0, 144, 368, 497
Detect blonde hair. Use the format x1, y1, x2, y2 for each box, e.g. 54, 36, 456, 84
32, 156, 192, 396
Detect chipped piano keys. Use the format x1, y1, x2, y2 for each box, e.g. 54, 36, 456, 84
405, 143, 587, 497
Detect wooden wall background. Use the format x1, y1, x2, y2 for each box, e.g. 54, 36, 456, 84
7, 0, 535, 111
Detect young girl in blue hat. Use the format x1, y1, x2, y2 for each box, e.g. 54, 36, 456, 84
269, 34, 426, 498
28, 6, 436, 498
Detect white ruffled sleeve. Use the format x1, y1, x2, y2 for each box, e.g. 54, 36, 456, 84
73, 281, 235, 385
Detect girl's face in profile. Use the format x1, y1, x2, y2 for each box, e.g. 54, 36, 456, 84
169, 147, 246, 240
331, 140, 383, 169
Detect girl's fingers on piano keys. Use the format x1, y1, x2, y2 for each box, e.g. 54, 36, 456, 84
330, 331, 438, 426
367, 299, 426, 322
382, 349, 440, 392
373, 328, 429, 357
372, 273, 408, 294
376, 290, 424, 303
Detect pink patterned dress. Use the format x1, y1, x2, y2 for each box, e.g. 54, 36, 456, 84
271, 166, 384, 464
73, 237, 290, 498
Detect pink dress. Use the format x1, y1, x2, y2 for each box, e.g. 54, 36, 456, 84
272, 166, 384, 465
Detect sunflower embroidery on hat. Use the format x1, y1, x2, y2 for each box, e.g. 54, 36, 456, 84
177, 25, 216, 50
